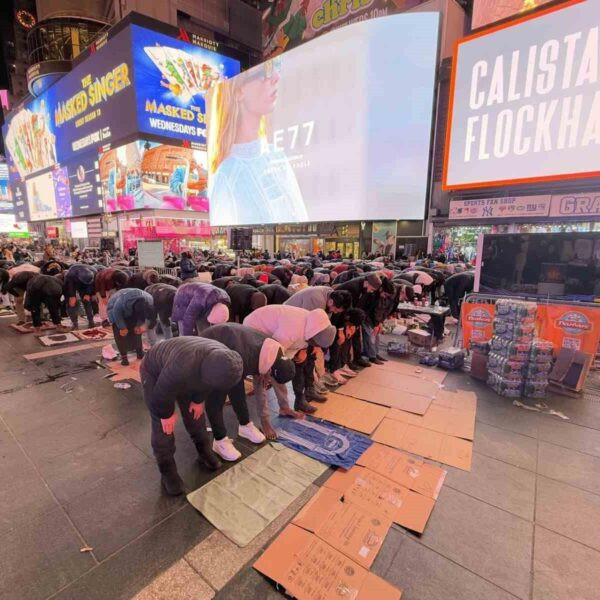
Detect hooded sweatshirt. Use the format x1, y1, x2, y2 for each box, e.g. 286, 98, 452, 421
107, 288, 154, 330
171, 282, 231, 335
243, 304, 332, 358
95, 267, 129, 297
201, 323, 283, 377
284, 286, 332, 311
141, 336, 244, 419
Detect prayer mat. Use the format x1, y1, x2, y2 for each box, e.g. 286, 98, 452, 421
272, 415, 373, 469
38, 332, 80, 346
11, 322, 56, 334
187, 444, 328, 547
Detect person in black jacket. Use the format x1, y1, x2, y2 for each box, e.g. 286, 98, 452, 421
40, 260, 68, 276
145, 283, 177, 343
64, 264, 97, 329
24, 275, 68, 335
2, 270, 38, 325
259, 283, 292, 305
128, 269, 160, 290
271, 266, 293, 287
211, 275, 243, 290
226, 283, 267, 323
140, 336, 244, 495
158, 273, 182, 287
443, 271, 475, 319
179, 252, 198, 281
202, 323, 297, 450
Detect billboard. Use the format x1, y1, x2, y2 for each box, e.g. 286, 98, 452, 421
100, 140, 208, 212
444, 0, 600, 190
67, 153, 104, 216
207, 13, 439, 226
0, 163, 10, 213
131, 25, 241, 146
472, 0, 555, 30
262, 0, 424, 58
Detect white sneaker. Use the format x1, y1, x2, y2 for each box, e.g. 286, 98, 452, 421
321, 373, 340, 386
238, 422, 266, 444
212, 437, 241, 461
340, 365, 358, 377
332, 370, 349, 384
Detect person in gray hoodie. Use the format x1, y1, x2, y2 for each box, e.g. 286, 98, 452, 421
202, 323, 296, 451
141, 337, 244, 495
107, 288, 154, 365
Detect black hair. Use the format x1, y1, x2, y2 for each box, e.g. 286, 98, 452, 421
345, 308, 366, 327
329, 289, 352, 310
403, 285, 415, 302
381, 277, 395, 295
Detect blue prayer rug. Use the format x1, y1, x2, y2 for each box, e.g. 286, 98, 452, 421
272, 415, 373, 469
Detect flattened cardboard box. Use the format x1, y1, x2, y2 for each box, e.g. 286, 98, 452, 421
312, 392, 388, 434
323, 465, 436, 534
254, 524, 402, 600
292, 487, 392, 568
375, 359, 447, 383
355, 368, 441, 398
356, 443, 446, 500
338, 379, 432, 415
372, 418, 473, 471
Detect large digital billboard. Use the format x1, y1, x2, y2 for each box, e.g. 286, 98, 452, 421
207, 13, 439, 226
472, 0, 555, 30
131, 25, 240, 146
444, 0, 600, 190
0, 164, 10, 213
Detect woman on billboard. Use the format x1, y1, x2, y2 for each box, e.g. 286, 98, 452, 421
206, 57, 307, 226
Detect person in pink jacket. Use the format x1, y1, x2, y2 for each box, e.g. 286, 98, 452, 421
243, 304, 336, 414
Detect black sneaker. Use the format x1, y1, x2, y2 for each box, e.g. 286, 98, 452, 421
305, 387, 328, 403
353, 357, 372, 368
196, 444, 223, 471
295, 397, 317, 414
369, 357, 385, 365
158, 463, 184, 496
121, 356, 129, 366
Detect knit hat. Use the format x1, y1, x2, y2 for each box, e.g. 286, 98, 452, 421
78, 268, 95, 285
310, 324, 336, 349
250, 291, 267, 311
365, 273, 382, 290
272, 352, 296, 383
207, 302, 229, 324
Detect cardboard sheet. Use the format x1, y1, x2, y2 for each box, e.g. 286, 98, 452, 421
387, 398, 476, 441
337, 379, 432, 415
23, 341, 107, 360
372, 418, 473, 471
355, 369, 441, 397
107, 360, 142, 383
187, 444, 328, 547
272, 416, 373, 469
312, 392, 388, 434
37, 332, 80, 346
292, 487, 392, 567
254, 524, 402, 600
433, 389, 477, 412
376, 359, 447, 384
356, 443, 446, 500
323, 466, 435, 534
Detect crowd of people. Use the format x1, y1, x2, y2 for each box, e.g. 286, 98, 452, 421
0, 240, 474, 496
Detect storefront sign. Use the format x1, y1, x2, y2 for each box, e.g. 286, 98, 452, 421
471, 0, 554, 30
461, 303, 495, 347
449, 196, 551, 220
549, 193, 600, 218
537, 305, 600, 355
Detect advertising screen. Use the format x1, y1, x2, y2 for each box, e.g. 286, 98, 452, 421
3, 27, 136, 180
26, 171, 57, 221
100, 140, 208, 212
131, 25, 241, 147
444, 0, 600, 190
70, 220, 88, 238
0, 164, 10, 213
472, 0, 554, 30
207, 13, 439, 226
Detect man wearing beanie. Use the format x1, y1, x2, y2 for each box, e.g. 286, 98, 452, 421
244, 305, 336, 414
225, 283, 268, 323
171, 281, 231, 335
141, 337, 244, 496
64, 263, 97, 329
202, 322, 297, 449
107, 288, 154, 365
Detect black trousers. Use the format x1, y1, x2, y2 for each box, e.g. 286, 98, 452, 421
112, 322, 143, 357
205, 379, 250, 440
27, 294, 62, 327
292, 345, 316, 399
329, 337, 352, 372
142, 371, 210, 465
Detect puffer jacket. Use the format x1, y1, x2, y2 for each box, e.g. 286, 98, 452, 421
24, 275, 62, 310
146, 283, 177, 323
180, 257, 198, 281
107, 288, 154, 330
284, 286, 332, 311
3, 270, 38, 296
201, 323, 283, 377
128, 269, 160, 290
243, 304, 331, 358
171, 282, 230, 336
141, 336, 243, 419
212, 276, 242, 290
260, 283, 292, 305
158, 274, 182, 287
64, 264, 96, 297
226, 283, 267, 322
95, 267, 129, 297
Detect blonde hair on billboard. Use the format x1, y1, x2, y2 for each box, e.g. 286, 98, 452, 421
207, 77, 268, 176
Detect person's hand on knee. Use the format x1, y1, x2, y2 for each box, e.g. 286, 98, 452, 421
161, 413, 177, 435
188, 402, 204, 420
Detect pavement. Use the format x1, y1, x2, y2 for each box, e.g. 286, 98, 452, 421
1, 319, 600, 600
